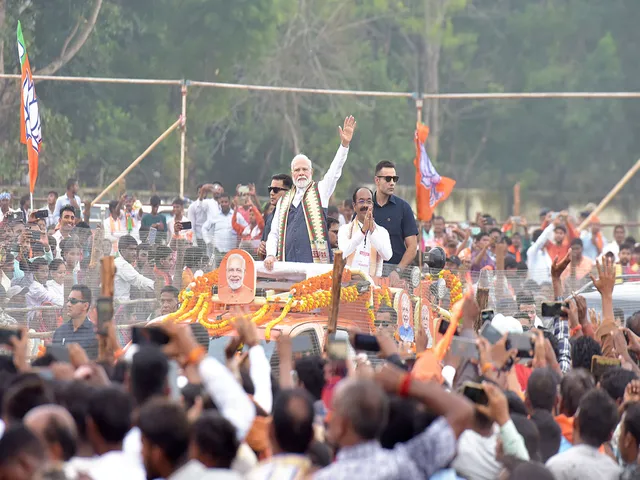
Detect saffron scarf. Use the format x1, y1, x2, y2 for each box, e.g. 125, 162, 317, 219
277, 182, 330, 264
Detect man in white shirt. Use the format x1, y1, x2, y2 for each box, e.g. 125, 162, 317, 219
526, 221, 555, 285
546, 389, 621, 480
26, 257, 63, 323
114, 235, 155, 301
123, 195, 142, 241
54, 178, 82, 222
338, 187, 392, 277
45, 191, 58, 229
265, 115, 356, 270
0, 192, 12, 223
188, 183, 223, 246
203, 194, 239, 265
85, 386, 145, 480
168, 197, 193, 246
53, 205, 77, 259
601, 224, 625, 261
103, 199, 128, 251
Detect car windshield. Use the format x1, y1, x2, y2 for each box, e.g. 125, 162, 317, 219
207, 336, 277, 363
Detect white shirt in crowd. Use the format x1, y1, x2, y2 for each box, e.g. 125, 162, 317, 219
526, 222, 555, 285
546, 444, 621, 480
601, 241, 621, 262
188, 198, 220, 243
45, 204, 58, 229
338, 220, 392, 277
53, 193, 82, 222
124, 355, 257, 461
46, 279, 64, 306
266, 144, 349, 258
86, 450, 146, 480
248, 345, 273, 414
580, 230, 608, 262
53, 230, 72, 259
203, 209, 240, 253
0, 209, 19, 223
26, 280, 63, 323
114, 256, 154, 301
103, 215, 128, 245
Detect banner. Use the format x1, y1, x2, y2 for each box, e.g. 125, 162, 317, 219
414, 123, 455, 221
17, 21, 42, 194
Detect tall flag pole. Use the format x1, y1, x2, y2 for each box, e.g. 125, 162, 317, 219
17, 21, 42, 212
414, 123, 455, 222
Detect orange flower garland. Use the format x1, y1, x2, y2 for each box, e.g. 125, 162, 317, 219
429, 270, 463, 306
165, 267, 368, 339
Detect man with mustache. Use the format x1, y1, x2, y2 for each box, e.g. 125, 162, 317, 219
264, 116, 356, 270
338, 187, 392, 277
218, 253, 254, 304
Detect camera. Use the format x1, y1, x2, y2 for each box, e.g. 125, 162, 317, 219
425, 246, 446, 273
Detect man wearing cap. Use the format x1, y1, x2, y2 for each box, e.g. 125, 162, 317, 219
0, 193, 13, 222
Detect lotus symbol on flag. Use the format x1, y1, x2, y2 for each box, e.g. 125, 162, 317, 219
21, 76, 41, 152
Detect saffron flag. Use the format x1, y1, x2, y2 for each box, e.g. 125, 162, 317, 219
414, 123, 455, 222
17, 21, 42, 194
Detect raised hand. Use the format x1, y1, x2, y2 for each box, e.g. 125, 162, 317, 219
551, 252, 571, 280
590, 257, 616, 297
339, 115, 357, 147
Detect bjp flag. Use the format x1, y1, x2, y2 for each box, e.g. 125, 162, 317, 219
17, 21, 42, 194
414, 123, 455, 221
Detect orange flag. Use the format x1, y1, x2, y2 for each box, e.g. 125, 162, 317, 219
17, 21, 41, 194
414, 123, 455, 222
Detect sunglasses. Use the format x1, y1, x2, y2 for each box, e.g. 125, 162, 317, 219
376, 175, 399, 183
67, 297, 88, 305
268, 186, 289, 194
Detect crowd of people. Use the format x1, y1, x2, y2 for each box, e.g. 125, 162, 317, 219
0, 114, 639, 479
0, 252, 638, 479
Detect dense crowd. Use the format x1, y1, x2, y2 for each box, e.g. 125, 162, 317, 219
0, 114, 639, 480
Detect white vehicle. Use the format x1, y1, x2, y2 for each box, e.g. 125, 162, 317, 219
84, 203, 174, 229
576, 278, 640, 323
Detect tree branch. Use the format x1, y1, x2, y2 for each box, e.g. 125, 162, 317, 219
36, 0, 103, 75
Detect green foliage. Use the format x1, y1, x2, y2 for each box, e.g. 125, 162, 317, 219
1, 0, 639, 202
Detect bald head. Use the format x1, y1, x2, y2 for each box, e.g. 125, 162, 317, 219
24, 404, 78, 462
333, 379, 389, 441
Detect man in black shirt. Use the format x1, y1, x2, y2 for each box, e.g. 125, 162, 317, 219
372, 161, 418, 281
258, 173, 292, 258
52, 284, 98, 359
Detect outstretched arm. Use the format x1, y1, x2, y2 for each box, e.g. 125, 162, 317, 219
317, 116, 356, 206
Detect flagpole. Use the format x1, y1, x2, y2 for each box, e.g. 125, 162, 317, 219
578, 157, 640, 231
416, 98, 423, 124
179, 81, 188, 198
92, 118, 181, 206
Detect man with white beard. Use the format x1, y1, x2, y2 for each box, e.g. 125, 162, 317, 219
264, 116, 356, 270
218, 253, 253, 303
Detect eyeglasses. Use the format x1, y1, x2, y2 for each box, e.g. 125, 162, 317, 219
67, 297, 88, 305
355, 199, 373, 206
376, 175, 399, 183
268, 187, 289, 194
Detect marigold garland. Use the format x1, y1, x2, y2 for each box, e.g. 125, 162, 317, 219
165, 267, 374, 339
265, 296, 294, 340
429, 269, 463, 306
